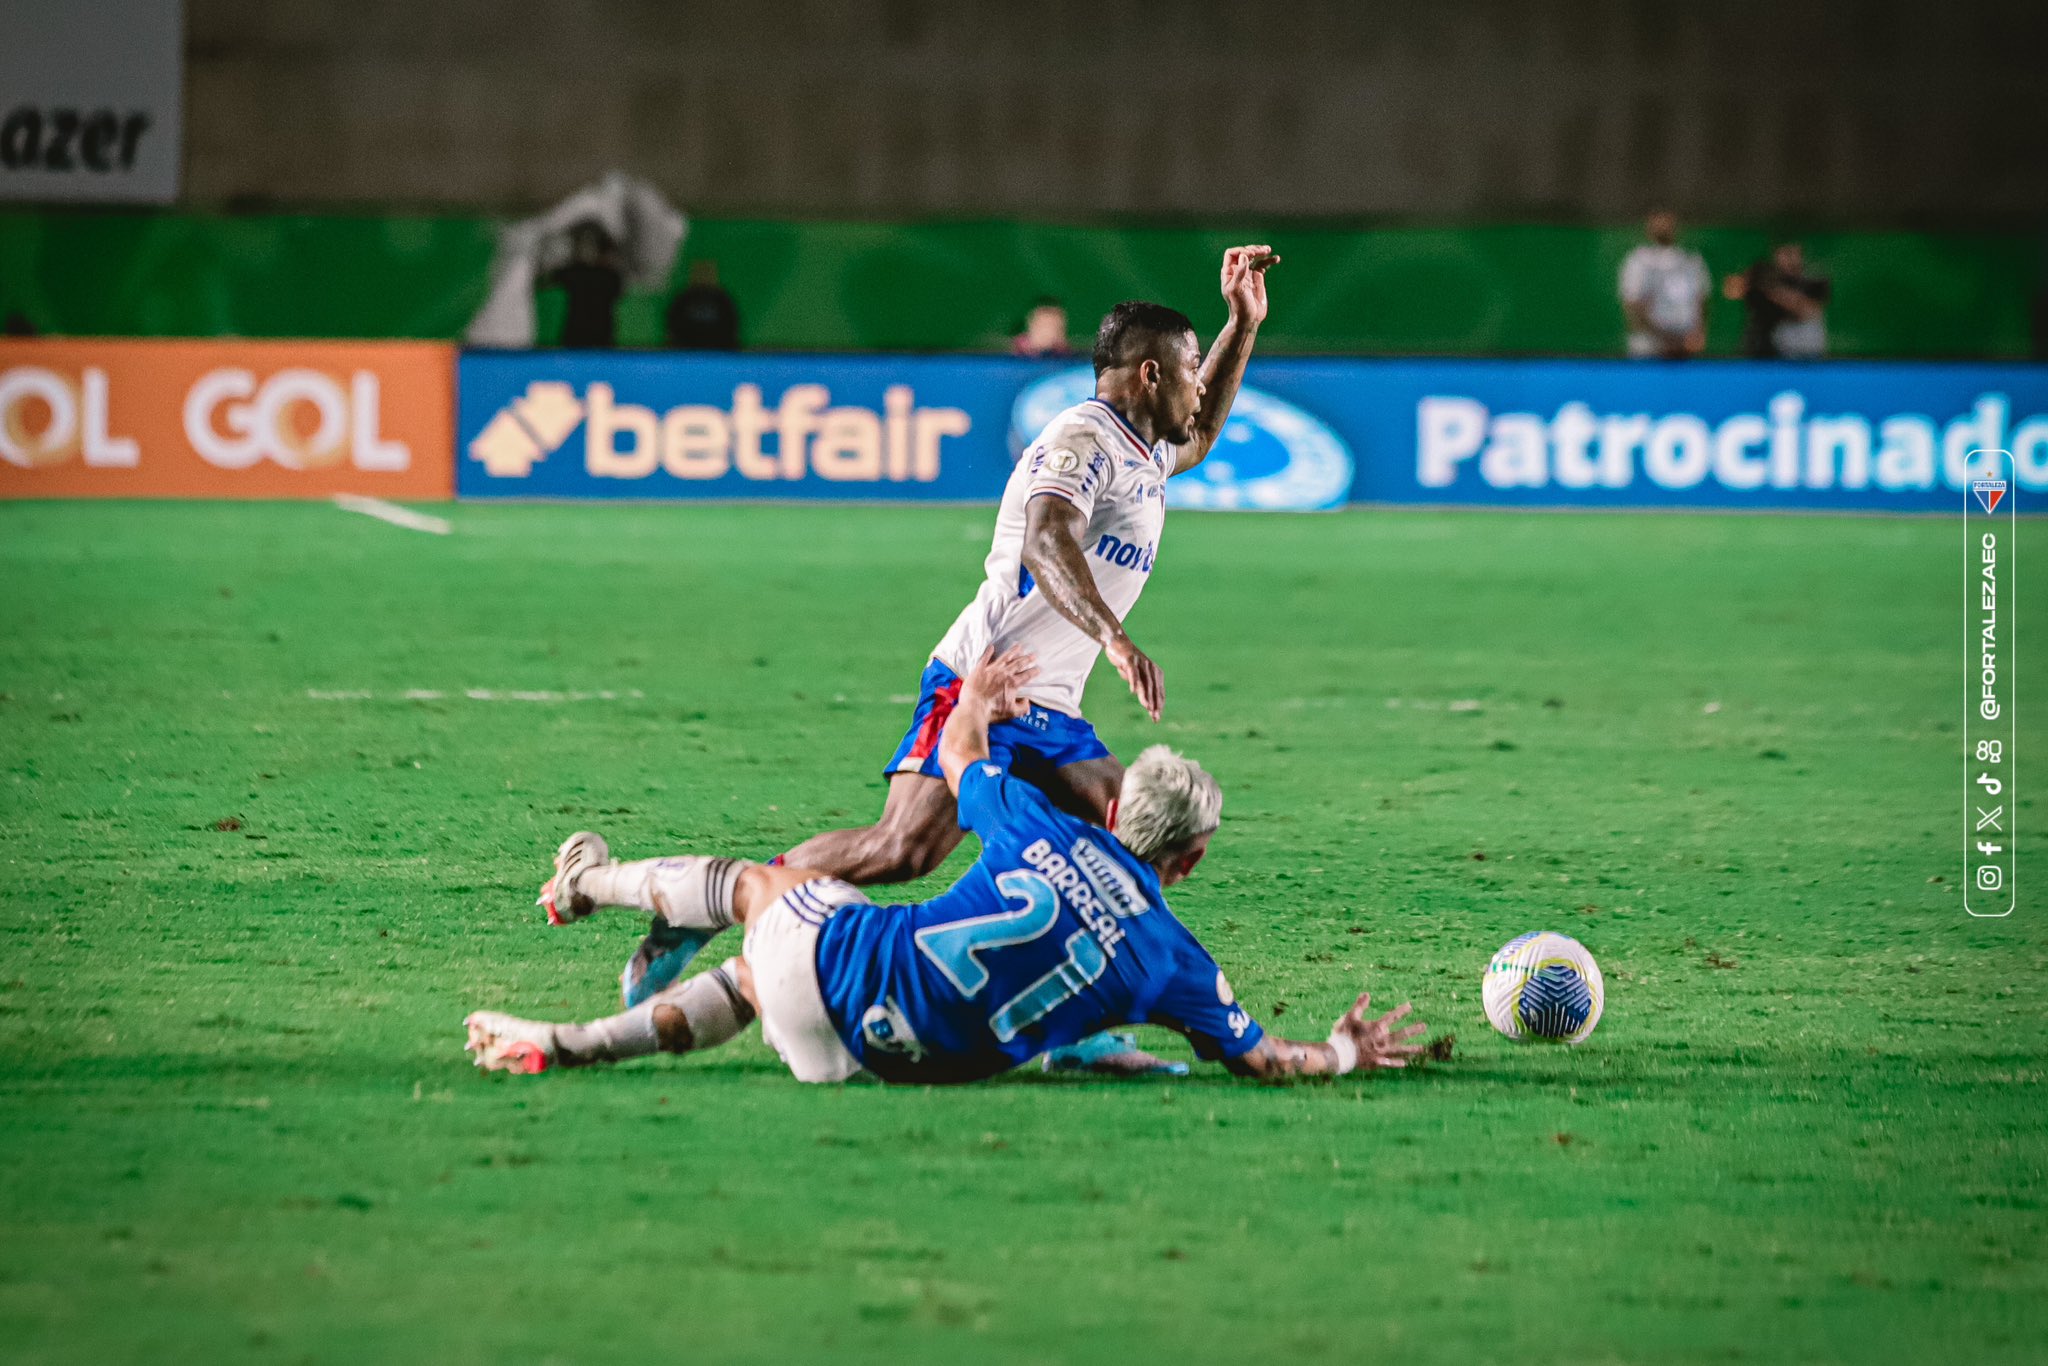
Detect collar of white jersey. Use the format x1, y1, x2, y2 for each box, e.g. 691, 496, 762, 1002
1086, 397, 1165, 469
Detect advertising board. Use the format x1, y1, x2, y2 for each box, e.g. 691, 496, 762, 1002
457, 352, 1353, 509
0, 339, 454, 499
0, 0, 183, 205
460, 351, 2044, 513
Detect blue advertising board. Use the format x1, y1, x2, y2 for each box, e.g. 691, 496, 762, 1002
456, 351, 1355, 509
459, 351, 1026, 502
458, 350, 2046, 513
1289, 358, 2048, 513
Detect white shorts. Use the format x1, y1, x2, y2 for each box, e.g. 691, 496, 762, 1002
744, 878, 870, 1083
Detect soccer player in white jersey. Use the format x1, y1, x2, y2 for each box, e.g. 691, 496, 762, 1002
781, 246, 1278, 885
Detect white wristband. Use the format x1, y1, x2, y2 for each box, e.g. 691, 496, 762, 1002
1327, 1031, 1359, 1076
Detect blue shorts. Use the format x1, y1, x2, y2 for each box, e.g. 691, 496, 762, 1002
884, 658, 1111, 783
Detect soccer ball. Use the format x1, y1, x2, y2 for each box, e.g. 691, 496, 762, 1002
1483, 932, 1605, 1044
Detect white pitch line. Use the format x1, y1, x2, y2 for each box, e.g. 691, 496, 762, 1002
333, 494, 452, 536
306, 688, 644, 702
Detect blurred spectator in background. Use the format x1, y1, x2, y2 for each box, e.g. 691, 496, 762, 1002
1619, 210, 1709, 359
544, 220, 624, 349
665, 259, 741, 350
1725, 242, 1830, 359
1012, 296, 1076, 357
2, 310, 35, 337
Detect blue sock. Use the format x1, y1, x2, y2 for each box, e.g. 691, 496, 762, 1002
620, 922, 712, 1007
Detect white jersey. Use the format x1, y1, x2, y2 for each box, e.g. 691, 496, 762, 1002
931, 398, 1177, 717
1619, 244, 1710, 354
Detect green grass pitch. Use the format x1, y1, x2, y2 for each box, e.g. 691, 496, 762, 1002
1, 500, 2042, 1365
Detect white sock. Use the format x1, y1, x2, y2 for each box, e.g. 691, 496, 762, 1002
553, 1001, 660, 1066
649, 958, 754, 1051
574, 856, 747, 932
552, 959, 753, 1065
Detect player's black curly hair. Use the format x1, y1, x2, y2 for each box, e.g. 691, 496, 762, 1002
1092, 300, 1196, 377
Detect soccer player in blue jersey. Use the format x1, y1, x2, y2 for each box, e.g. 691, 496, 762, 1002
465, 650, 1428, 1083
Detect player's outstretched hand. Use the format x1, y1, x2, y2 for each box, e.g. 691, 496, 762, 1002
1335, 991, 1429, 1070
1220, 244, 1280, 326
1105, 632, 1163, 721
963, 646, 1038, 722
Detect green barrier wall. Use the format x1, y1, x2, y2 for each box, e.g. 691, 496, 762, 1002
1, 211, 2036, 358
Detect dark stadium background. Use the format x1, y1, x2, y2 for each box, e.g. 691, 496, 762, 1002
6, 0, 2044, 356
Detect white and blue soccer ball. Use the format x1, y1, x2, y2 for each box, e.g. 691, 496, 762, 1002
1483, 932, 1605, 1044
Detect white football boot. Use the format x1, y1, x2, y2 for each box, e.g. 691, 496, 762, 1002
537, 831, 610, 925
464, 1011, 559, 1075
537, 834, 716, 1000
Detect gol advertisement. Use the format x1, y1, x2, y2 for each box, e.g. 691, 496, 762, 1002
0, 338, 454, 499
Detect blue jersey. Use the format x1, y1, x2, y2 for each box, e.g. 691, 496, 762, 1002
813, 763, 1265, 1083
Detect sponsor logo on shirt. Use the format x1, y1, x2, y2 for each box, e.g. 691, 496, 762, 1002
1020, 836, 1146, 959
1071, 839, 1146, 918
859, 997, 927, 1060
1092, 533, 1156, 573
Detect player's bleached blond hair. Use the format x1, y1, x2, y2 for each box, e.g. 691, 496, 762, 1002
1116, 745, 1222, 861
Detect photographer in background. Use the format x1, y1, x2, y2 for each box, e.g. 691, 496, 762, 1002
544, 220, 625, 350
1725, 241, 1831, 359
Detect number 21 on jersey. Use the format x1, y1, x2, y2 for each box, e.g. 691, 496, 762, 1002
913, 869, 1108, 1042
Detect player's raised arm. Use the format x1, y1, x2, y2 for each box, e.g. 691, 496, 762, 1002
1021, 495, 1164, 720
1218, 991, 1427, 1081
1174, 245, 1280, 475
936, 648, 1038, 796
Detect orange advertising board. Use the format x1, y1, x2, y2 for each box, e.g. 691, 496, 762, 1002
0, 338, 454, 499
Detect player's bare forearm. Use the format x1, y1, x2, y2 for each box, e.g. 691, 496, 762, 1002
1219, 992, 1429, 1081
1021, 495, 1127, 650
1222, 1036, 1347, 1080
1178, 246, 1277, 475
1181, 314, 1258, 470
1022, 495, 1164, 718
936, 692, 995, 796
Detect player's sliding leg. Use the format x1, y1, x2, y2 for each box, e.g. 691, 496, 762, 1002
465, 957, 756, 1074
539, 832, 746, 931
773, 773, 964, 886
467, 861, 833, 1075
538, 831, 750, 1004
